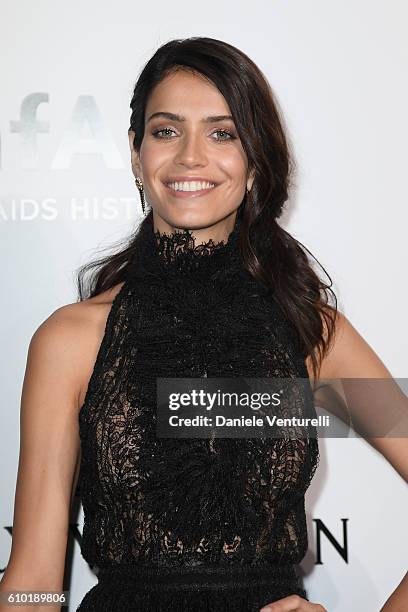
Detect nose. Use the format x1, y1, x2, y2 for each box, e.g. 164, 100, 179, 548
173, 132, 208, 168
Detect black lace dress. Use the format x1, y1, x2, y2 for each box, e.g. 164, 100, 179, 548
76, 215, 320, 611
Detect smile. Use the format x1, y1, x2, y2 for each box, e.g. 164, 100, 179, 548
166, 181, 216, 192
164, 180, 217, 198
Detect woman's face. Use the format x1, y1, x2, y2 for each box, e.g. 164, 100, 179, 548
128, 69, 254, 238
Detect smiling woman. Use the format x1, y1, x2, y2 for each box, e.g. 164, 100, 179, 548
0, 36, 330, 612
71, 36, 333, 612
2, 35, 407, 612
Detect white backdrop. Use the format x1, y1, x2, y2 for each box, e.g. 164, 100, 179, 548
1, 1, 407, 610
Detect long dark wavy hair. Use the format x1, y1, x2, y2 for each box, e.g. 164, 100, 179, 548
76, 36, 337, 380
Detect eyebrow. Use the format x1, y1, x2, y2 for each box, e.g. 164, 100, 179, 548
146, 111, 234, 124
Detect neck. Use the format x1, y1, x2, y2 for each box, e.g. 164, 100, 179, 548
128, 214, 243, 283
152, 215, 238, 251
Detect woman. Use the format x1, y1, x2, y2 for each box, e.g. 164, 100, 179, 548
1, 37, 407, 611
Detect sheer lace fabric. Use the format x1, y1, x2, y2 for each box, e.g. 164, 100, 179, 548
76, 216, 319, 609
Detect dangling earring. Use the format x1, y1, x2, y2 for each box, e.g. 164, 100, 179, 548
135, 177, 146, 215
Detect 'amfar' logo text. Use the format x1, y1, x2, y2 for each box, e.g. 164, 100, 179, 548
4, 93, 125, 170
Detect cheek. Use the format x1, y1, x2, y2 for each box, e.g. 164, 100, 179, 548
139, 143, 165, 184
219, 153, 248, 185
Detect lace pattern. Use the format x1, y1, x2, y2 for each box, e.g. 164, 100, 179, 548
77, 216, 320, 573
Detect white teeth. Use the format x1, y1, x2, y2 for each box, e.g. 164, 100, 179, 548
168, 181, 215, 192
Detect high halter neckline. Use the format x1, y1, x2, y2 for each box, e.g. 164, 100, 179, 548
127, 214, 243, 283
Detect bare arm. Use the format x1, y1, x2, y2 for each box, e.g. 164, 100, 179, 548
311, 311, 408, 480
308, 311, 408, 611
0, 305, 88, 610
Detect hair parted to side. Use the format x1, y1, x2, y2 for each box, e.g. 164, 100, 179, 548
76, 36, 337, 381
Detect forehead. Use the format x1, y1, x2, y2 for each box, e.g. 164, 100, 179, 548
145, 70, 231, 118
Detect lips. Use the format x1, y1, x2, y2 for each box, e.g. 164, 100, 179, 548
164, 181, 218, 198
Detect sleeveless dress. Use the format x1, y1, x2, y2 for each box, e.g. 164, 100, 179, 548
76, 214, 320, 611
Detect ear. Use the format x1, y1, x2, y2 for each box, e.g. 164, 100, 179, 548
246, 167, 255, 193
128, 129, 143, 179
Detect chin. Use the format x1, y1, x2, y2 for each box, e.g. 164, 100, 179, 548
156, 209, 229, 232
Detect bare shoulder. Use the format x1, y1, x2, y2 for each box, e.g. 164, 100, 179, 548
306, 308, 392, 381
31, 282, 125, 410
